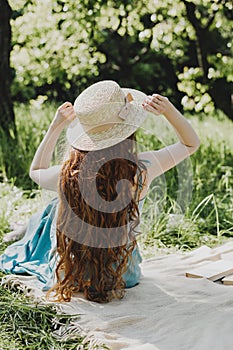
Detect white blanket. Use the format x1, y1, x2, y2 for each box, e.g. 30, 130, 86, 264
3, 241, 233, 350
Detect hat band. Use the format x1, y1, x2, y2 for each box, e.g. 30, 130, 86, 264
118, 101, 132, 120
118, 93, 134, 120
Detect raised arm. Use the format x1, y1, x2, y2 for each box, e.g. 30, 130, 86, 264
29, 102, 76, 191
139, 94, 200, 187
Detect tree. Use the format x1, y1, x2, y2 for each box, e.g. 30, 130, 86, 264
0, 0, 15, 137
8, 0, 233, 119
182, 0, 233, 119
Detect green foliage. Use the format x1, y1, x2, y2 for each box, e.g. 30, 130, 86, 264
8, 0, 233, 117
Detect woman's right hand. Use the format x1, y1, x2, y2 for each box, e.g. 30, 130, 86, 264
51, 102, 76, 130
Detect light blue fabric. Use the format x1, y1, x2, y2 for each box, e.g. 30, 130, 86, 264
0, 198, 145, 291
0, 198, 58, 290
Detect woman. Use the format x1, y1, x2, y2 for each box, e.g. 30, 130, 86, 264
0, 80, 200, 302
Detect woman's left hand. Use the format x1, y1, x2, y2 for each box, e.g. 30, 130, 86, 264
142, 94, 173, 116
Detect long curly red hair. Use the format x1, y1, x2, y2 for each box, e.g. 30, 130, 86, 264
48, 134, 145, 303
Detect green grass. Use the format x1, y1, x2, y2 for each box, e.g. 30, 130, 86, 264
0, 280, 85, 350
0, 281, 108, 350
0, 103, 233, 348
0, 102, 63, 189
137, 112, 233, 255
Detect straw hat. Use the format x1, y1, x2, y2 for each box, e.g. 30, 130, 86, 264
66, 80, 149, 151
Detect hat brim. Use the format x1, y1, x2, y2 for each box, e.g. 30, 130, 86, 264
66, 87, 149, 151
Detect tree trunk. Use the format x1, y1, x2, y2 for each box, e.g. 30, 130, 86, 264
0, 0, 16, 137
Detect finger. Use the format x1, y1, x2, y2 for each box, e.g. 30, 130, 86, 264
151, 99, 161, 108
152, 98, 163, 107
142, 103, 160, 115
64, 101, 72, 106
59, 101, 72, 110
61, 106, 75, 117
145, 96, 160, 109
66, 108, 77, 119
64, 106, 74, 113
152, 93, 164, 101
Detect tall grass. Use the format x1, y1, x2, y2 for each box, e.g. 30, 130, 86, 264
0, 101, 58, 189
137, 112, 233, 255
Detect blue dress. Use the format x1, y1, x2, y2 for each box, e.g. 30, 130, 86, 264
0, 197, 145, 291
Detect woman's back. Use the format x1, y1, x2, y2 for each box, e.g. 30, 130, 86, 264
52, 134, 146, 302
